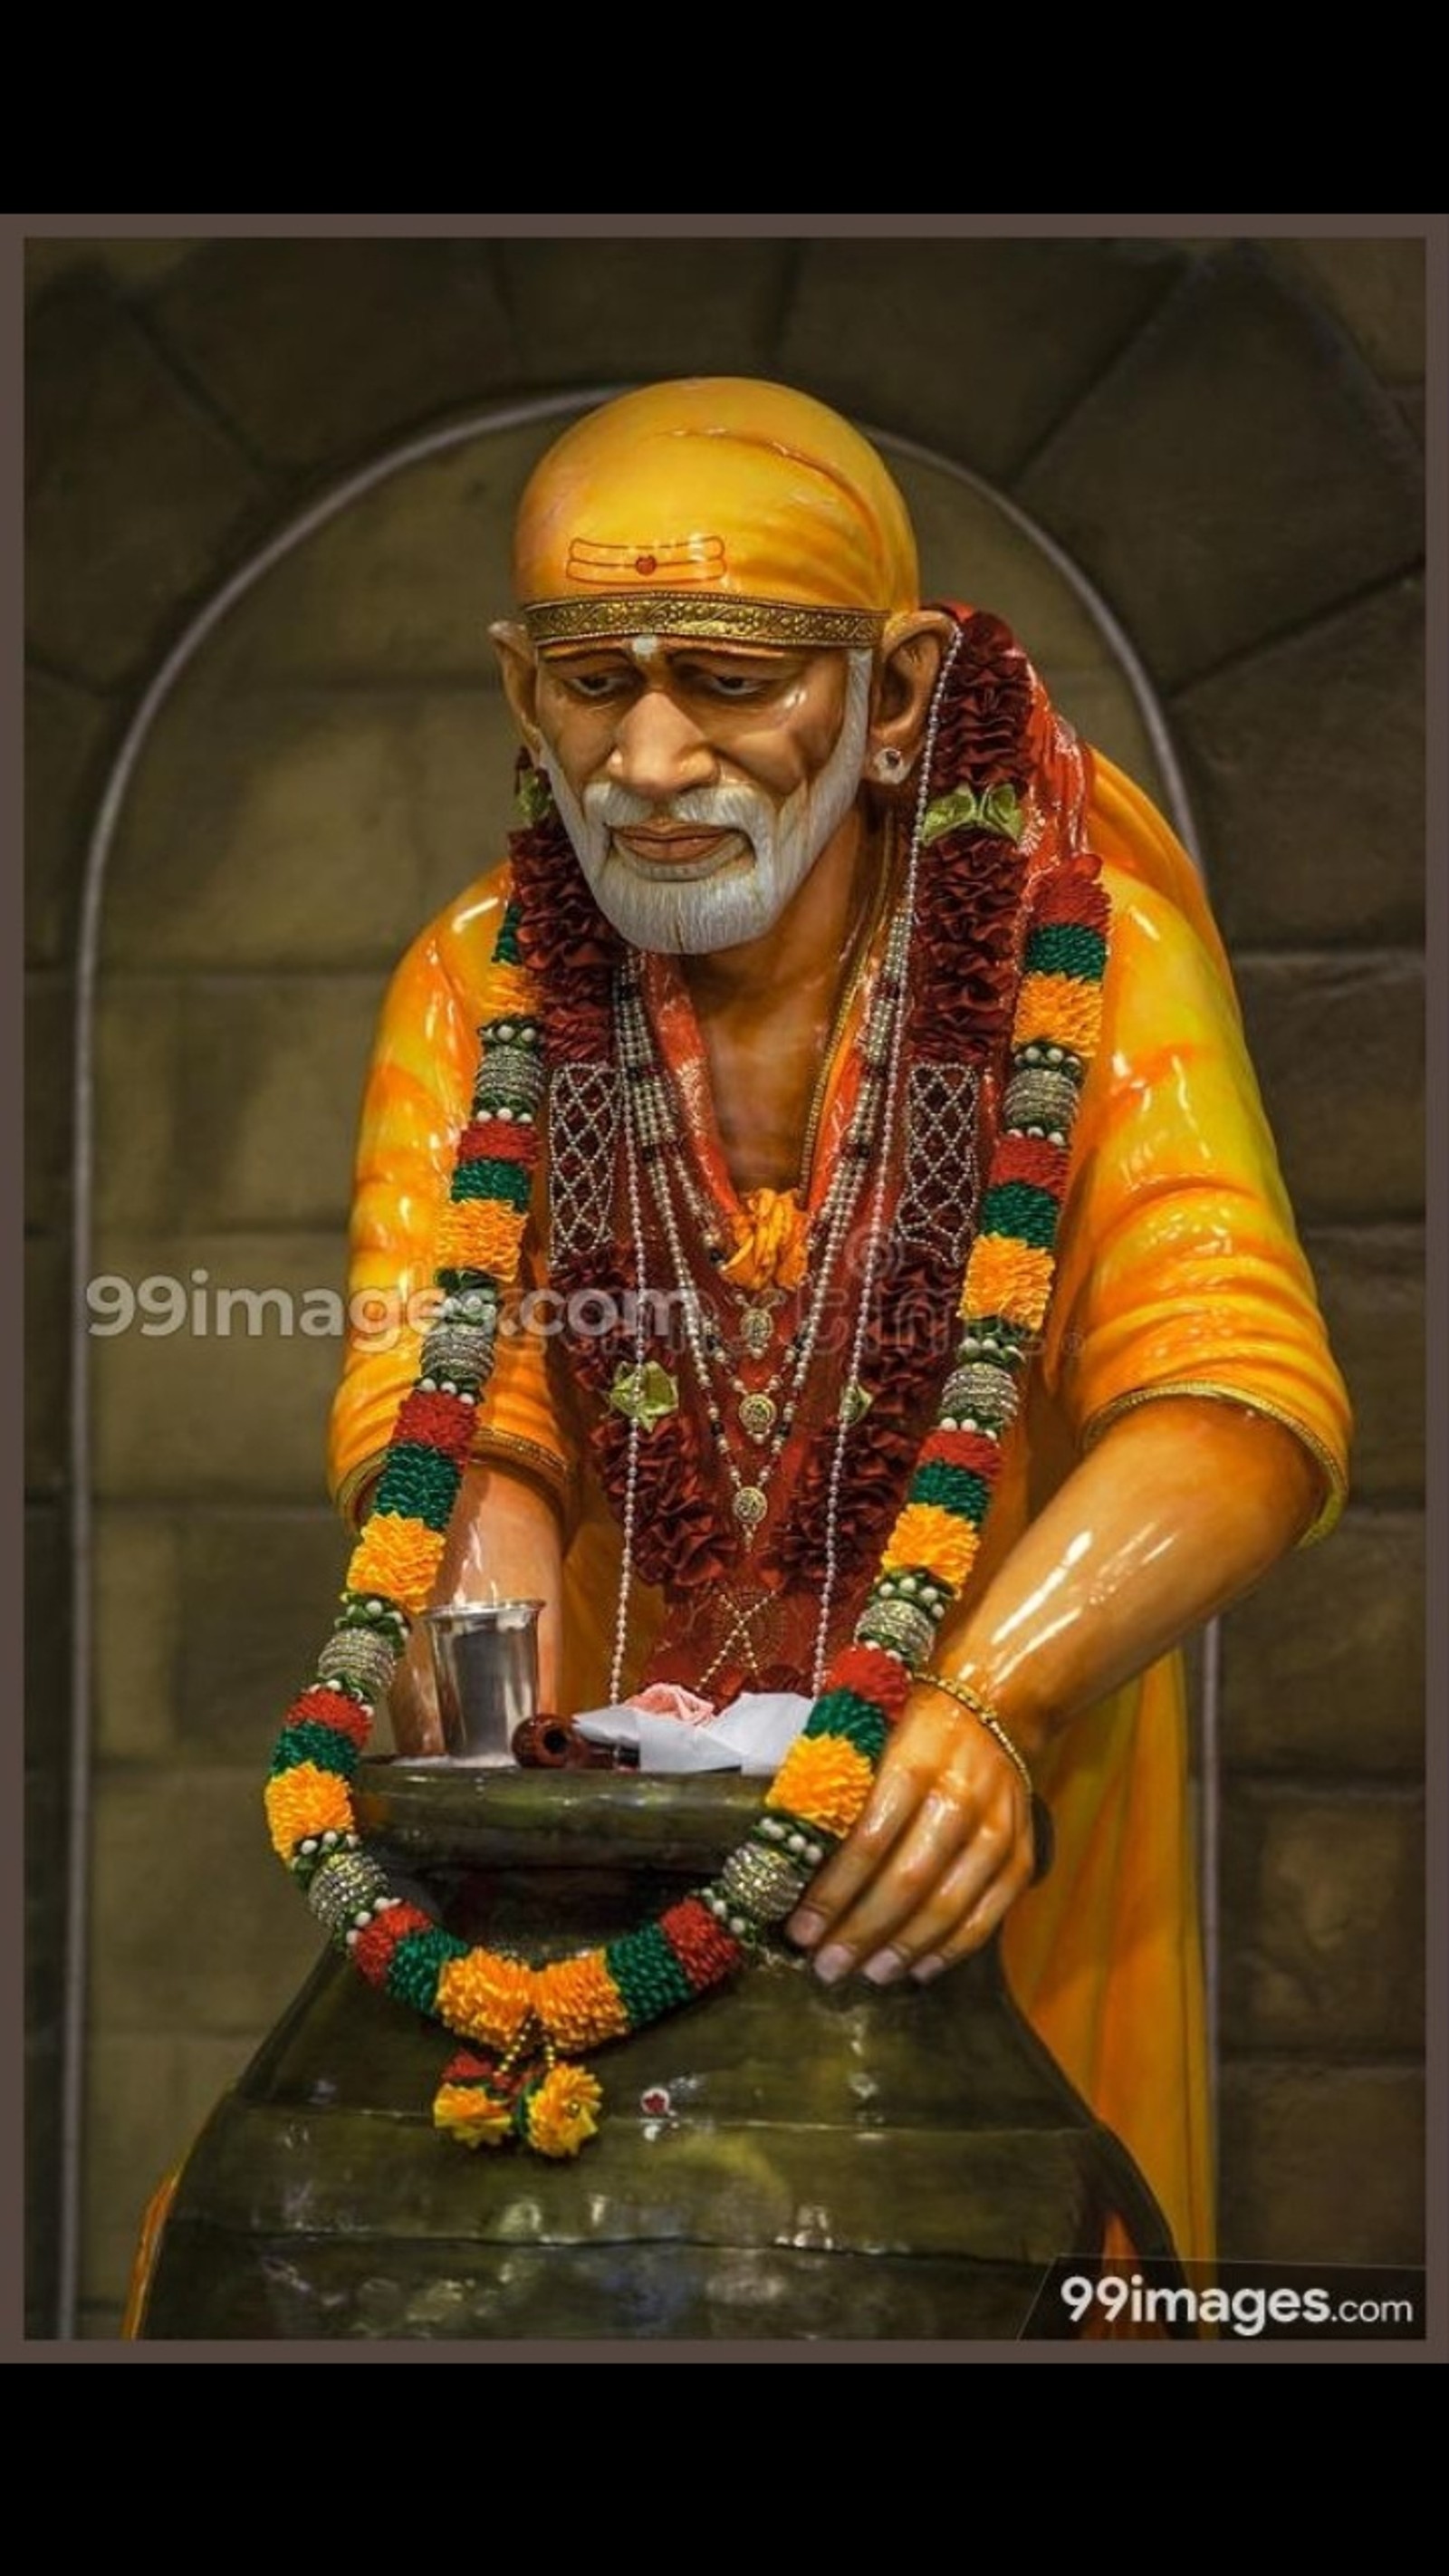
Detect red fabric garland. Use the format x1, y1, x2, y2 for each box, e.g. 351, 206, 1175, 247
830, 1643, 915, 1716
1033, 870, 1111, 933
659, 1898, 746, 1989
351, 1901, 434, 1986
456, 1117, 542, 1168
993, 1134, 1072, 1195
918, 1427, 1003, 1481
287, 1687, 371, 1749
392, 1389, 478, 1464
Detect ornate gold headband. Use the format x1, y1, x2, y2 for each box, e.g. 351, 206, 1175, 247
522, 594, 888, 650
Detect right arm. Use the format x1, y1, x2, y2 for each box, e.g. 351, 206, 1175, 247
388, 1463, 566, 1754
329, 864, 572, 1748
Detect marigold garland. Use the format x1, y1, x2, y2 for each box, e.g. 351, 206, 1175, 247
434, 1951, 537, 2051
765, 1732, 878, 1841
264, 604, 1110, 2155
525, 2062, 604, 2158
961, 1237, 1058, 1333
433, 2071, 515, 2149
345, 1514, 447, 1618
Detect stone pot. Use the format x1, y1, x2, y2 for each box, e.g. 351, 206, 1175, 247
130, 1762, 1179, 2341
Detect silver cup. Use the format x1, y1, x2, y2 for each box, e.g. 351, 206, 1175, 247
425, 1600, 542, 1766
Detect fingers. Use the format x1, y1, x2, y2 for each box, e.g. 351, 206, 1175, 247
884, 1812, 1036, 1985
388, 1631, 445, 1755
786, 1697, 1033, 1985
786, 1746, 942, 1952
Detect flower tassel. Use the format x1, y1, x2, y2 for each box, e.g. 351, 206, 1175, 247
433, 2037, 604, 2159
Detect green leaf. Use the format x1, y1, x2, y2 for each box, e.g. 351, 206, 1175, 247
921, 787, 983, 845
515, 767, 553, 823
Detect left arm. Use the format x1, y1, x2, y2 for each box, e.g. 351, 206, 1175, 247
787, 1393, 1322, 1985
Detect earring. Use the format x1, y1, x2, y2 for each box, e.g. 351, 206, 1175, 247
870, 745, 908, 783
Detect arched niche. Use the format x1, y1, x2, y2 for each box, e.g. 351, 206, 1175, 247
82, 400, 1183, 2324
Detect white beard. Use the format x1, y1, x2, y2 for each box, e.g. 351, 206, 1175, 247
541, 650, 874, 956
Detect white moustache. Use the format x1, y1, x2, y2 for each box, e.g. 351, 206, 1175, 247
583, 781, 770, 839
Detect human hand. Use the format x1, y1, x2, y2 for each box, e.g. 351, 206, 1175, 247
388, 1624, 445, 1755
784, 1681, 1036, 1987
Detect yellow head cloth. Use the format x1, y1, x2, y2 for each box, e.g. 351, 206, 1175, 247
513, 379, 920, 649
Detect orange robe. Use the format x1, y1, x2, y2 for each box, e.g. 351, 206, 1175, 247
328, 755, 1350, 2265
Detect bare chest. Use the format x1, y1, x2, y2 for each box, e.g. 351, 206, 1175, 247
698, 1004, 833, 1197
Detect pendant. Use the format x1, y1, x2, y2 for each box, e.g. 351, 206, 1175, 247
737, 1390, 778, 1444
739, 1305, 775, 1360
838, 1379, 873, 1428
733, 1486, 768, 1541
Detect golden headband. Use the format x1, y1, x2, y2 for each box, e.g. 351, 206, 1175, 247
523, 594, 888, 650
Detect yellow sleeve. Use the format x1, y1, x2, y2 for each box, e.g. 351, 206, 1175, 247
1041, 855, 1351, 1543
327, 861, 573, 1528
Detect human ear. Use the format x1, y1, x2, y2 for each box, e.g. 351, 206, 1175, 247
868, 610, 955, 777
489, 620, 545, 760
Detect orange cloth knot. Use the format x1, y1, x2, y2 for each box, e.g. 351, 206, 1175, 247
720, 1188, 810, 1293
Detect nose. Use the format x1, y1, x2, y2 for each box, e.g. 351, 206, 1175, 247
607, 687, 716, 804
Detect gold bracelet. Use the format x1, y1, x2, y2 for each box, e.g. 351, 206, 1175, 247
921, 1670, 1034, 1802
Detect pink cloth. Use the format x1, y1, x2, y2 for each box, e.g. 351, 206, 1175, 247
627, 1682, 716, 1728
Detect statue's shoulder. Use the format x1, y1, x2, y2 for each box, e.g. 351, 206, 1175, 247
1085, 750, 1234, 989
395, 855, 522, 1019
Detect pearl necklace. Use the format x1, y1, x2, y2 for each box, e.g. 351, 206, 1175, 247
605, 689, 947, 1696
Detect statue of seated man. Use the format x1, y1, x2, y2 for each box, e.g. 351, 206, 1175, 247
313, 377, 1350, 2264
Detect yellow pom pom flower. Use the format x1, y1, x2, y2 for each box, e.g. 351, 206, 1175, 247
882, 1504, 981, 1591
433, 2081, 513, 2149
482, 963, 537, 1021
264, 1763, 355, 1861
436, 1950, 536, 2052
524, 2062, 603, 2158
960, 1235, 1056, 1332
1013, 971, 1103, 1057
533, 1953, 631, 2051
435, 1200, 528, 1281
766, 1732, 875, 1840
346, 1511, 446, 1616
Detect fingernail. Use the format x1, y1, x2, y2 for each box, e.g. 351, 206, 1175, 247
787, 1908, 825, 1950
862, 1948, 907, 1987
813, 1944, 853, 1986
911, 1953, 946, 1985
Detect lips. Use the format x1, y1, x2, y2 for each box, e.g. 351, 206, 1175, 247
610, 825, 748, 879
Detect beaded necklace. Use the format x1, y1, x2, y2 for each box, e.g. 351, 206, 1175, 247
264, 606, 1109, 2158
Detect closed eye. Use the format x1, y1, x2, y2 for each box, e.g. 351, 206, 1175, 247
676, 663, 780, 701
558, 668, 638, 702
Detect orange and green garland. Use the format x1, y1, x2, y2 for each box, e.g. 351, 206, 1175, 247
264, 606, 1108, 2158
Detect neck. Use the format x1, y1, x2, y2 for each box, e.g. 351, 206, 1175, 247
666, 800, 891, 1200
678, 801, 879, 1022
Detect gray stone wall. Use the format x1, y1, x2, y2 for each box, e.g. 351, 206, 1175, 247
25, 232, 1425, 2334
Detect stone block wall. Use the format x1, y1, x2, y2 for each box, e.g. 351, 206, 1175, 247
24, 231, 1425, 2334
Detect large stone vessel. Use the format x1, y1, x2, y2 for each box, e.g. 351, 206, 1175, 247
130, 1764, 1179, 2341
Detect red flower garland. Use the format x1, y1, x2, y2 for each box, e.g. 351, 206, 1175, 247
505, 612, 1043, 1630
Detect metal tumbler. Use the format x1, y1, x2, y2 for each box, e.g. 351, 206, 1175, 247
424, 1600, 542, 1766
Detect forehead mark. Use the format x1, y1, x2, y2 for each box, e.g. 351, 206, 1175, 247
630, 635, 662, 665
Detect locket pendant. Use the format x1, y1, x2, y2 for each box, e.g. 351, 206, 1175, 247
737, 1390, 779, 1444
738, 1303, 776, 1360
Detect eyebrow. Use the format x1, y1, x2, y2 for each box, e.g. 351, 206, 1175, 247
542, 641, 804, 671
